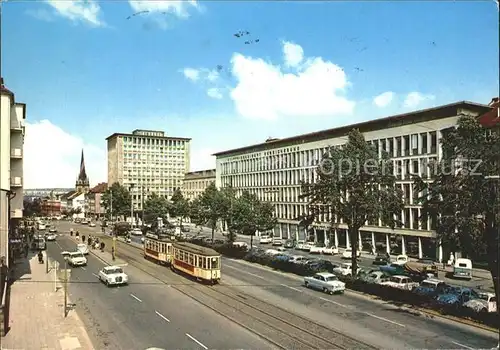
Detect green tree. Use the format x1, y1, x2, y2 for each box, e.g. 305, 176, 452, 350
231, 191, 277, 248
102, 183, 131, 219
23, 198, 42, 217
220, 186, 238, 242
301, 129, 404, 276
415, 115, 500, 308
168, 188, 190, 230
143, 192, 170, 229
192, 183, 226, 242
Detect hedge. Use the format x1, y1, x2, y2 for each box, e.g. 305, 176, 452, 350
182, 238, 499, 329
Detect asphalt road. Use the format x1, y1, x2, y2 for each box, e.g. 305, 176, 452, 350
52, 221, 498, 350
46, 231, 276, 350
220, 257, 499, 350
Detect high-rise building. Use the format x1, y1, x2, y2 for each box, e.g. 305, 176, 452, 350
0, 78, 26, 268
106, 129, 191, 211
214, 100, 494, 262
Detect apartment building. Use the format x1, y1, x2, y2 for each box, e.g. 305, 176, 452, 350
0, 78, 26, 267
86, 182, 107, 218
183, 169, 216, 201
214, 101, 493, 262
106, 129, 191, 211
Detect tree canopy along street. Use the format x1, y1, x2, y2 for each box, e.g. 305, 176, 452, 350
415, 114, 500, 316
300, 129, 405, 276
102, 183, 132, 219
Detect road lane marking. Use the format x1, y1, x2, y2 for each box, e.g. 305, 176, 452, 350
56, 242, 62, 249
451, 341, 474, 350
80, 267, 86, 270
186, 333, 208, 349
92, 273, 99, 278
155, 311, 170, 322
364, 312, 405, 327
224, 264, 266, 280
280, 284, 302, 292
318, 296, 350, 308
130, 294, 142, 302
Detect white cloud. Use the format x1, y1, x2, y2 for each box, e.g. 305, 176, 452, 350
403, 92, 436, 108
46, 0, 104, 27
282, 41, 304, 68
26, 8, 54, 22
182, 68, 200, 81
207, 88, 223, 99
206, 70, 220, 82
229, 41, 355, 120
373, 91, 394, 107
190, 147, 216, 172
128, 0, 199, 19
24, 120, 106, 188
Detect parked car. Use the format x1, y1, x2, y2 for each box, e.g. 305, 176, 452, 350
453, 258, 473, 280
310, 243, 326, 254
415, 258, 438, 276
436, 287, 479, 307
295, 240, 305, 250
323, 246, 339, 255
463, 292, 497, 313
272, 238, 283, 246
342, 248, 361, 259
288, 255, 309, 264
304, 272, 345, 294
412, 278, 449, 298
259, 235, 272, 244
380, 275, 419, 291
393, 254, 409, 265
333, 262, 359, 276
373, 252, 391, 265
89, 222, 96, 227
362, 271, 390, 284
48, 226, 57, 233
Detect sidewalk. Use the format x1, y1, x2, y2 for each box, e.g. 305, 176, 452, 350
1, 253, 94, 350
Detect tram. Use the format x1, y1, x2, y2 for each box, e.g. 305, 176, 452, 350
171, 242, 221, 284
143, 233, 173, 265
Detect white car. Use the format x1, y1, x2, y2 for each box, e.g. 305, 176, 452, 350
288, 255, 309, 264
272, 238, 283, 246
259, 235, 272, 244
342, 248, 361, 259
304, 272, 345, 294
98, 266, 129, 286
131, 228, 142, 236
48, 227, 57, 233
380, 275, 419, 291
323, 246, 339, 255
333, 262, 360, 276
302, 242, 314, 251
45, 234, 56, 241
464, 292, 497, 313
66, 251, 87, 267
141, 236, 145, 243
89, 222, 96, 227
295, 240, 305, 250
393, 255, 409, 265
309, 244, 326, 254
77, 243, 89, 255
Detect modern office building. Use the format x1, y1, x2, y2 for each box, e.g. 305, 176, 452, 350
183, 169, 216, 201
214, 100, 495, 262
0, 78, 26, 268
106, 129, 191, 212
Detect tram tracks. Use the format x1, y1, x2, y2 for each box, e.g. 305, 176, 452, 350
102, 237, 378, 350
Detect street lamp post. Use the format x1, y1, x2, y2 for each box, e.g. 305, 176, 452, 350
129, 184, 135, 227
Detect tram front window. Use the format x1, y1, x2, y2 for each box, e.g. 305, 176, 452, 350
211, 257, 219, 269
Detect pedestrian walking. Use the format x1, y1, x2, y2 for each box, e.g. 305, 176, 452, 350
82, 235, 86, 243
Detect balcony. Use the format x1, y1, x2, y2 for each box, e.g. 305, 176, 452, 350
10, 177, 22, 187
10, 148, 22, 159
10, 120, 25, 132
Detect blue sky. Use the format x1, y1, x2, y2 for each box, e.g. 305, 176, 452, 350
3, 0, 498, 188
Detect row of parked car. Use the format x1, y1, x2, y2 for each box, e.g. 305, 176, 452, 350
181, 236, 498, 317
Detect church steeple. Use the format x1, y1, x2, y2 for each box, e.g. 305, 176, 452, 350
75, 149, 90, 193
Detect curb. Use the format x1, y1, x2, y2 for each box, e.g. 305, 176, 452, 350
86, 235, 499, 334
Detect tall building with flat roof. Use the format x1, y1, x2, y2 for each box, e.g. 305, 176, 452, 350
0, 78, 26, 268
106, 129, 191, 211
213, 100, 494, 262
